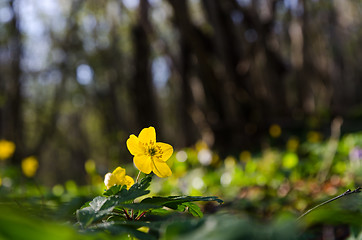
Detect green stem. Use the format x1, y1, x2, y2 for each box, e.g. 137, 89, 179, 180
123, 208, 132, 220
135, 211, 147, 220
135, 171, 142, 183
33, 178, 45, 209
297, 187, 361, 221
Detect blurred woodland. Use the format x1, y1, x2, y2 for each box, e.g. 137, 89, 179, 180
1, 0, 362, 185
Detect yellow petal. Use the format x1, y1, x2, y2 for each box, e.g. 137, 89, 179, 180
134, 155, 152, 174
151, 160, 172, 178
21, 156, 39, 178
127, 135, 144, 155
138, 127, 156, 144
0, 140, 16, 160
112, 167, 126, 181
124, 175, 135, 189
155, 142, 173, 162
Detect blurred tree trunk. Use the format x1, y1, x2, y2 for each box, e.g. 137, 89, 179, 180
94, 27, 127, 136
201, 0, 245, 145
329, 4, 348, 114
168, 0, 291, 152
178, 37, 200, 146
168, 0, 243, 151
293, 0, 315, 116
297, 0, 330, 117
130, 0, 160, 132
235, 0, 289, 117
0, 0, 24, 164
259, 0, 289, 117
30, 0, 84, 158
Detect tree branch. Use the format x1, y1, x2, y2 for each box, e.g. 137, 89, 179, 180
297, 187, 361, 221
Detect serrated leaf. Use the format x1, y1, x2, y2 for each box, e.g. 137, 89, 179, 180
77, 176, 153, 228
89, 196, 108, 211
76, 207, 95, 228
77, 196, 116, 228
76, 206, 114, 228
183, 202, 203, 218
114, 175, 152, 202
103, 185, 126, 196
177, 204, 186, 212
79, 200, 91, 209
141, 195, 223, 210
103, 175, 152, 199
116, 203, 163, 211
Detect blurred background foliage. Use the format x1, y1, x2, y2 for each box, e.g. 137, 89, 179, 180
1, 0, 362, 185
1, 0, 362, 239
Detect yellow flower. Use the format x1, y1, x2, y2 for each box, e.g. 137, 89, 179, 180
21, 156, 39, 178
269, 124, 281, 138
286, 137, 299, 151
240, 150, 251, 162
307, 131, 322, 143
126, 126, 173, 178
84, 159, 96, 174
0, 140, 16, 160
104, 167, 134, 190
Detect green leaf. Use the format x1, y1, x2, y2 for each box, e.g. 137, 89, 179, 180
103, 175, 152, 199
183, 202, 203, 218
175, 202, 203, 217
89, 222, 157, 240
176, 204, 187, 212
76, 207, 95, 228
116, 203, 163, 211
350, 225, 362, 238
76, 196, 117, 228
79, 200, 91, 209
89, 196, 108, 211
141, 195, 223, 210
103, 185, 126, 196
148, 208, 170, 216
77, 176, 153, 228
0, 205, 96, 240
115, 175, 152, 202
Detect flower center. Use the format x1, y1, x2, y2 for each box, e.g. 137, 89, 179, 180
148, 147, 157, 156
143, 141, 158, 156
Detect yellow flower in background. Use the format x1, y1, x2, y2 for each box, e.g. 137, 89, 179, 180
0, 140, 16, 160
104, 167, 134, 190
307, 131, 322, 143
126, 126, 173, 178
269, 124, 281, 138
85, 159, 96, 174
21, 156, 39, 178
240, 150, 251, 162
287, 137, 299, 152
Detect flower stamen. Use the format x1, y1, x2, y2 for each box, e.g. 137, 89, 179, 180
148, 147, 157, 156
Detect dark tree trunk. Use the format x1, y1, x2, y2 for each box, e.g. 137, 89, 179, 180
130, 0, 159, 132
0, 0, 24, 165
178, 37, 199, 147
